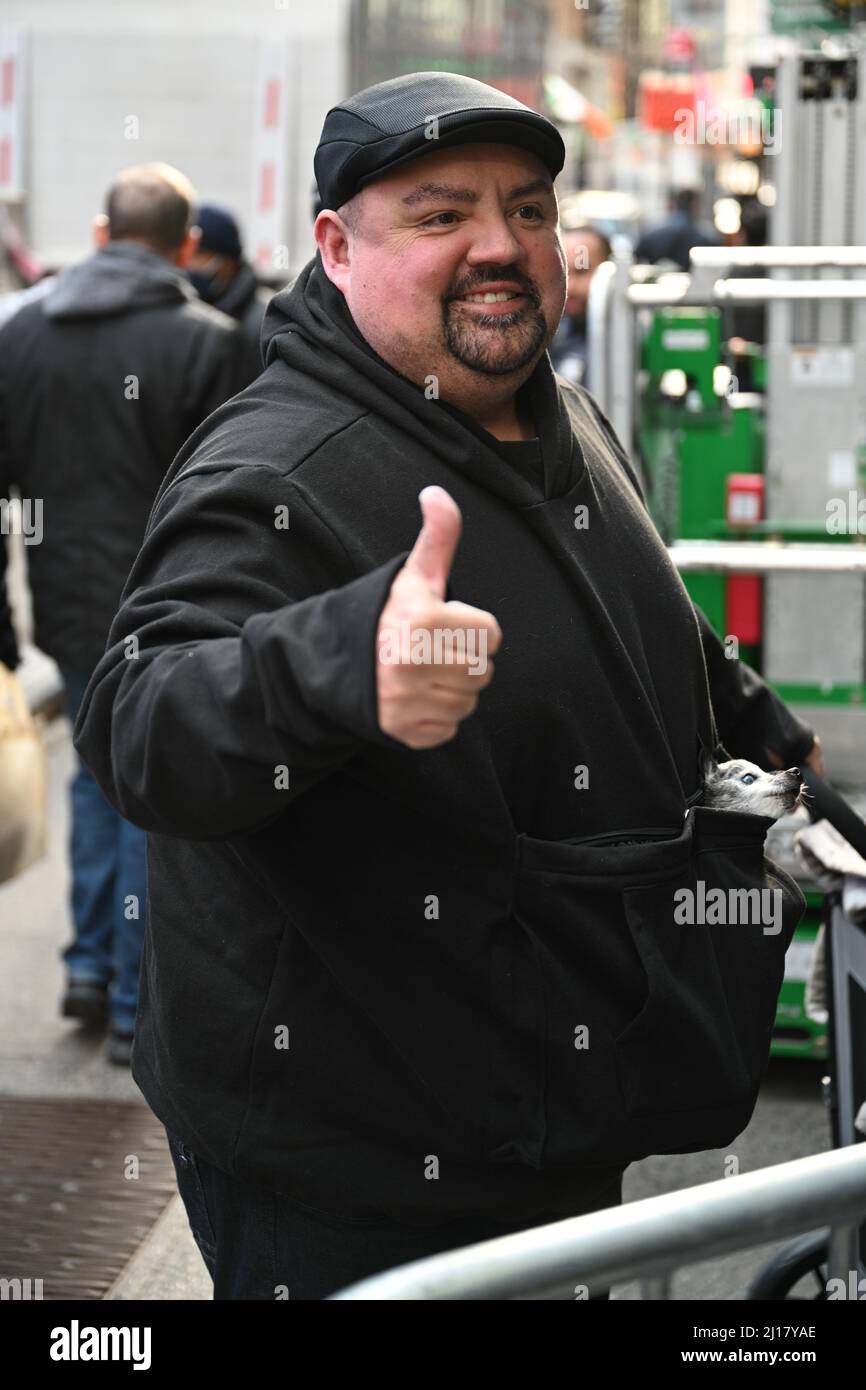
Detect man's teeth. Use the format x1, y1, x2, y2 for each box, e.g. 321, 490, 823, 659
463, 291, 517, 303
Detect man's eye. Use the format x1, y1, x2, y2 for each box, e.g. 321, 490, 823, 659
514, 205, 543, 221
741, 773, 756, 784
422, 212, 460, 227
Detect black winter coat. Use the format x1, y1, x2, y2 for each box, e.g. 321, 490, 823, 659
0, 241, 241, 673
73, 253, 814, 1224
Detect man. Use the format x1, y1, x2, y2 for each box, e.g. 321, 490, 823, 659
549, 224, 611, 388
727, 198, 769, 392
185, 202, 273, 386
0, 162, 241, 1064
635, 187, 721, 271
73, 75, 821, 1299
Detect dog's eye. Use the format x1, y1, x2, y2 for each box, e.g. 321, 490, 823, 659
741, 773, 757, 785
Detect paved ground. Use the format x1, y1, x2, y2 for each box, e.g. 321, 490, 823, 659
0, 713, 211, 1300
0, 709, 833, 1301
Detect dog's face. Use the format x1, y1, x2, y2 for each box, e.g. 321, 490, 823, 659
699, 756, 804, 820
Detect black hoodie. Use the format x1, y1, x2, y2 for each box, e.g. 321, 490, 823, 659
73, 252, 814, 1225
0, 241, 241, 672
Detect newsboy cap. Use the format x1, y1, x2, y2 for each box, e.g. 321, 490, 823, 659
314, 71, 566, 212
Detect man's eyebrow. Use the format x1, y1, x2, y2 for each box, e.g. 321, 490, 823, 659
399, 177, 555, 209
507, 178, 554, 200
401, 183, 479, 207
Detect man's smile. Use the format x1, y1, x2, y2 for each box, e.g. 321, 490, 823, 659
457, 293, 527, 313
449, 281, 533, 316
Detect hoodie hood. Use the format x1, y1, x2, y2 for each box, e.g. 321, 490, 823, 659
43, 240, 196, 321
261, 252, 584, 505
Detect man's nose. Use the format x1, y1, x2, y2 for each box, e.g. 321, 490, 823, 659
464, 214, 526, 264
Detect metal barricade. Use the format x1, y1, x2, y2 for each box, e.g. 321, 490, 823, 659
328, 1145, 866, 1300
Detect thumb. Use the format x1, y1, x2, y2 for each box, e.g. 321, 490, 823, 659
402, 486, 462, 599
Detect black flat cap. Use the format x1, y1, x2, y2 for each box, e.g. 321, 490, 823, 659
314, 71, 565, 212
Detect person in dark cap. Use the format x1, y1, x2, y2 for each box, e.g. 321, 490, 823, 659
74, 73, 820, 1299
635, 187, 721, 271
185, 203, 273, 386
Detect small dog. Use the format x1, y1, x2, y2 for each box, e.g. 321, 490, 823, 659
698, 756, 806, 821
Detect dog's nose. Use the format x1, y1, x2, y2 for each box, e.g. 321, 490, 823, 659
787, 768, 800, 776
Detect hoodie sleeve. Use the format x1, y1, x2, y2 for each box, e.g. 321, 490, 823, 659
578, 385, 817, 768
693, 606, 816, 768
0, 540, 20, 671
72, 460, 410, 840
0, 537, 19, 671
0, 363, 21, 672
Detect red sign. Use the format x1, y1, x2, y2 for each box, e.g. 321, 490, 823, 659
639, 73, 697, 132
263, 79, 280, 130
258, 160, 276, 214
1, 57, 14, 106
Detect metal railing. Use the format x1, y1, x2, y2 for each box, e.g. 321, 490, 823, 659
668, 541, 866, 574
629, 279, 866, 306
328, 1145, 866, 1300
689, 247, 866, 270
586, 246, 866, 447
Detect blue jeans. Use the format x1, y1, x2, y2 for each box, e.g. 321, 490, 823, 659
60, 667, 147, 1033
165, 1126, 620, 1301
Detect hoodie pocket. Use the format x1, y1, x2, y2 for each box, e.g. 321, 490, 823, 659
614, 811, 805, 1121
615, 874, 765, 1117
507, 806, 805, 1166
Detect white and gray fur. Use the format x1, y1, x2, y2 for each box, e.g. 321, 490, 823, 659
698, 754, 805, 820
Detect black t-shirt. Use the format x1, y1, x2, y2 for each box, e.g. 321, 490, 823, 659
488, 435, 545, 491
439, 389, 547, 495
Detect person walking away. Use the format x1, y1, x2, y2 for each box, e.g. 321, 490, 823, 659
635, 187, 720, 270
0, 162, 242, 1064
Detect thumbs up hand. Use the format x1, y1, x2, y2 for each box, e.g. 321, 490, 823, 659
376, 486, 502, 749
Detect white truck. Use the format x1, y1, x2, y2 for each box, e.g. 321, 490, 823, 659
0, 0, 352, 283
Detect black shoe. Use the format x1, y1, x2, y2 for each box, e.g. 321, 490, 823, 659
61, 979, 109, 1027
107, 1029, 134, 1067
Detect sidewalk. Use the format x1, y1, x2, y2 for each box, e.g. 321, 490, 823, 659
0, 711, 210, 1300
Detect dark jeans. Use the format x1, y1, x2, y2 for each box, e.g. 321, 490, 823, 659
165, 1126, 620, 1301
60, 667, 147, 1033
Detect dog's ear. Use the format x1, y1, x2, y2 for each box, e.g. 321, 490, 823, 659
699, 747, 717, 784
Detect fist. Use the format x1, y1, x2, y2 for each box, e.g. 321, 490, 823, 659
376, 486, 502, 750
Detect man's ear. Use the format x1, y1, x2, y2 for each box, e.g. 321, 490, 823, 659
93, 214, 110, 249
315, 210, 351, 295
173, 225, 201, 269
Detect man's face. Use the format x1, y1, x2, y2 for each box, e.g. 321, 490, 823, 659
317, 143, 566, 398
563, 231, 608, 320
185, 248, 237, 294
